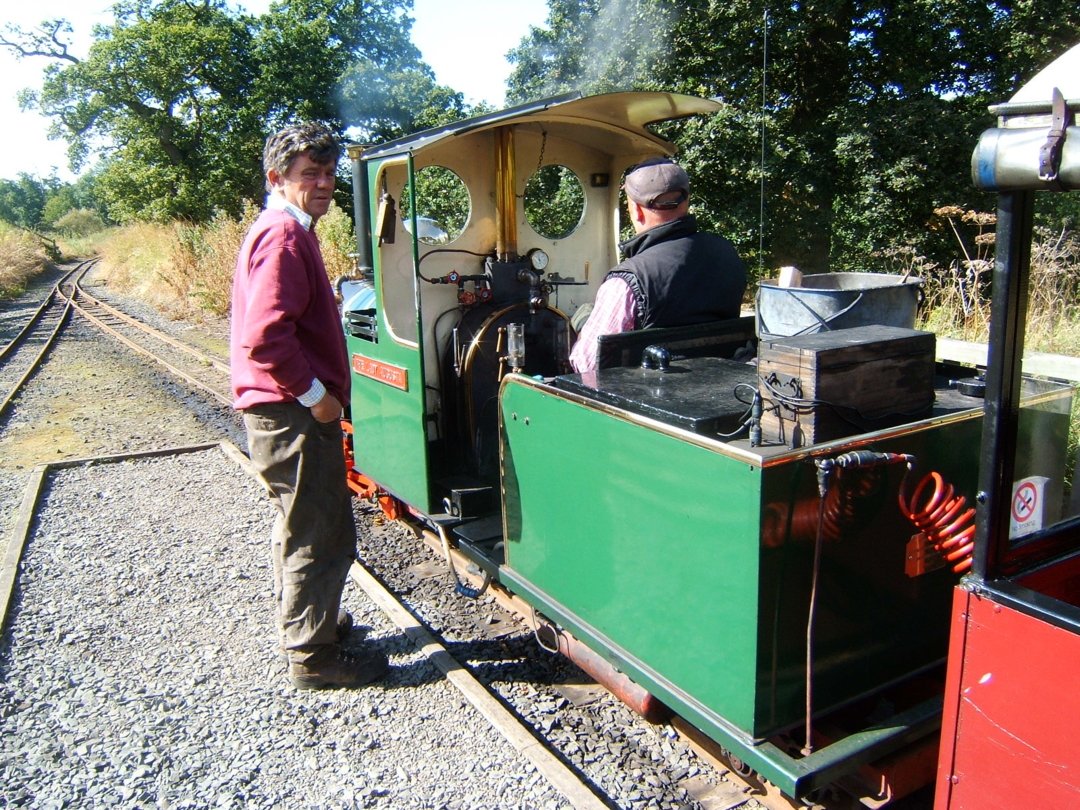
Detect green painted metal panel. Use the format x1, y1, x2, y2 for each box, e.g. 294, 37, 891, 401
501, 380, 765, 733
347, 333, 432, 509
499, 377, 993, 742
497, 375, 1072, 794
347, 155, 434, 512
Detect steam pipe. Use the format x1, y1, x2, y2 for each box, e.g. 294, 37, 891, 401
495, 127, 517, 261
347, 144, 373, 278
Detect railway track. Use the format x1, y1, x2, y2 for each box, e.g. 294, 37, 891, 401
0, 262, 84, 419
1, 264, 922, 809
60, 270, 232, 407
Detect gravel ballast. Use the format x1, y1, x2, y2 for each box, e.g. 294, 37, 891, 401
0, 449, 572, 809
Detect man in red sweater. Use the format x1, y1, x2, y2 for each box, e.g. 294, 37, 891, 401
231, 122, 387, 689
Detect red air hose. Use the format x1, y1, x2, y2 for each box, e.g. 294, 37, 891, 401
898, 471, 976, 574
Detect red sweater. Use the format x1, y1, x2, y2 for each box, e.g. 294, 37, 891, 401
230, 208, 350, 411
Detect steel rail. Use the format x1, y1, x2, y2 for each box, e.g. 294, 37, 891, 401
0, 263, 90, 419
218, 441, 612, 810
0, 442, 226, 649
59, 281, 232, 408
0, 263, 85, 364
72, 279, 230, 375
405, 517, 819, 810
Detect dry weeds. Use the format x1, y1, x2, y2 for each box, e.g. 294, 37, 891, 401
917, 207, 1080, 355
93, 203, 355, 321
0, 223, 53, 296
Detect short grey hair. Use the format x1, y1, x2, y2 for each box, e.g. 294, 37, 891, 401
262, 122, 340, 192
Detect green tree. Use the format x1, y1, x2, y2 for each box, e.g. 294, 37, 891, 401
2, 0, 459, 224
5, 0, 264, 222
252, 0, 432, 132
0, 174, 54, 228
53, 208, 108, 237
506, 0, 673, 102
337, 62, 467, 143
40, 172, 108, 228
506, 0, 1078, 277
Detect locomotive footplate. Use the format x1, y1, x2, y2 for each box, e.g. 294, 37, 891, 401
452, 514, 505, 572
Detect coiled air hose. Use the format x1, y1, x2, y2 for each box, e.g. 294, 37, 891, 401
898, 471, 976, 574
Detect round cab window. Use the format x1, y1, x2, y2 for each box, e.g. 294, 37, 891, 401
524, 165, 585, 240
403, 165, 470, 244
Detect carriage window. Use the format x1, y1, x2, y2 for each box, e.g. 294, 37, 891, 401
524, 164, 585, 240
402, 165, 470, 244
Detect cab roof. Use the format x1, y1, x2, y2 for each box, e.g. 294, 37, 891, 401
991, 42, 1080, 116
358, 91, 722, 161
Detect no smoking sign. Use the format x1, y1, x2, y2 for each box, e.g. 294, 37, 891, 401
1010, 476, 1050, 538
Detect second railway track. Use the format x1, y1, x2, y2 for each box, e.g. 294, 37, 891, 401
0, 262, 84, 418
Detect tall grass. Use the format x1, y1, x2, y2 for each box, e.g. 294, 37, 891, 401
916, 206, 1080, 355
94, 202, 356, 320
0, 222, 55, 296
913, 206, 1080, 502
169, 203, 260, 318
94, 222, 183, 312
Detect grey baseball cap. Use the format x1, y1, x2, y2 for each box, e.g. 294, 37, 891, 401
623, 157, 690, 209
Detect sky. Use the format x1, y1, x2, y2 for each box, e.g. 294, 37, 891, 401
0, 0, 549, 182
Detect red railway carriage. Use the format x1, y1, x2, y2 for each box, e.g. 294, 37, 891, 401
935, 43, 1080, 808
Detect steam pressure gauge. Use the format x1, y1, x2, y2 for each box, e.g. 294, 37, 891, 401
527, 248, 549, 272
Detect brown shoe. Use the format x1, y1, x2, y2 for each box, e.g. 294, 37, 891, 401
289, 646, 388, 690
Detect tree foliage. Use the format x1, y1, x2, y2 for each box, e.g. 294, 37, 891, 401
0, 171, 107, 231
506, 0, 673, 101
0, 174, 53, 229
507, 0, 1079, 277
2, 0, 465, 224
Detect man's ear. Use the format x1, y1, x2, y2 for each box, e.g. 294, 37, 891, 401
266, 168, 282, 188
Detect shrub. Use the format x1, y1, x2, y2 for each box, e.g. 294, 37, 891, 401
0, 222, 52, 297
168, 203, 260, 318
53, 208, 108, 238
315, 203, 359, 283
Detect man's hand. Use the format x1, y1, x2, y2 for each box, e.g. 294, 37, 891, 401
310, 392, 343, 423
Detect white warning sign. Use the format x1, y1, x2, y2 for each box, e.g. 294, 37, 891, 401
1009, 475, 1050, 539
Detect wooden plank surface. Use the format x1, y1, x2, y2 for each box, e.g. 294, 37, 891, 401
936, 337, 1080, 383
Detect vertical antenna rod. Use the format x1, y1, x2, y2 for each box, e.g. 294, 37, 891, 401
759, 9, 769, 276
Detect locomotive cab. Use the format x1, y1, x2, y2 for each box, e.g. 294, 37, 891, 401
344, 92, 721, 517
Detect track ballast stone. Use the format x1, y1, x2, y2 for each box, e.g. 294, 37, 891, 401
0, 450, 571, 809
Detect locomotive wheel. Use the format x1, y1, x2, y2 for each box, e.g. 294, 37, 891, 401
719, 747, 756, 778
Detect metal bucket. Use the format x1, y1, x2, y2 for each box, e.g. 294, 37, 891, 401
755, 272, 923, 338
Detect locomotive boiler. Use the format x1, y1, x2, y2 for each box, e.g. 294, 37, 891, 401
339, 90, 1075, 804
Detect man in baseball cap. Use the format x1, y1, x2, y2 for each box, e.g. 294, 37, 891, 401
569, 157, 747, 372
622, 157, 691, 210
